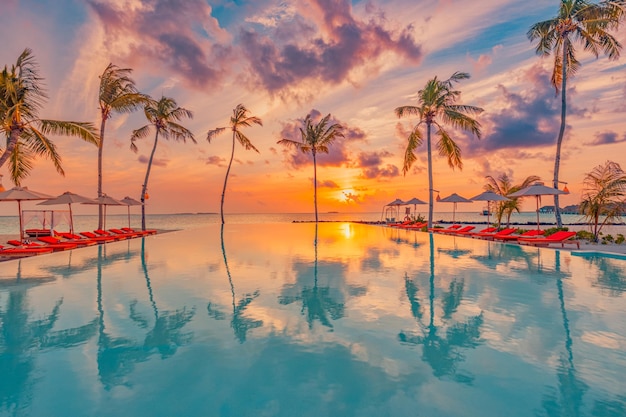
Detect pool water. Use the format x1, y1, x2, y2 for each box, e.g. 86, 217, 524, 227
0, 223, 625, 417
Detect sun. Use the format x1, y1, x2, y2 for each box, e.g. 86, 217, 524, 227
338, 188, 358, 204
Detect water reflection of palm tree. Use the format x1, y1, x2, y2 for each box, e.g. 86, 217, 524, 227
399, 233, 484, 384
207, 224, 263, 343
540, 251, 587, 416
0, 261, 97, 412
96, 241, 194, 389
278, 224, 350, 330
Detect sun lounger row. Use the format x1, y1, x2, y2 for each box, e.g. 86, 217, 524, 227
2, 228, 157, 258
398, 222, 580, 249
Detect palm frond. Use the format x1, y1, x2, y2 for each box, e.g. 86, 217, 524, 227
437, 127, 462, 170
207, 127, 227, 142
235, 131, 259, 152
130, 125, 152, 152
22, 126, 64, 175
395, 105, 422, 118
402, 128, 422, 175
8, 141, 36, 186
38, 120, 99, 146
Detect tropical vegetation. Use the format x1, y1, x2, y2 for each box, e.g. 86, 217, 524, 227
277, 113, 345, 223
484, 173, 541, 228
528, 0, 623, 227
97, 63, 148, 229
395, 72, 483, 229
207, 104, 262, 224
579, 160, 626, 241
0, 48, 98, 185
131, 96, 196, 230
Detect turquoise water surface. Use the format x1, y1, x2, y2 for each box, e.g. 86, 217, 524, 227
0, 223, 625, 416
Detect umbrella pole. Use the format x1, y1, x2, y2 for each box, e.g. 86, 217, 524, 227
487, 201, 490, 227
128, 206, 131, 229
18, 200, 24, 241
453, 202, 457, 224
69, 204, 74, 234
536, 196, 540, 230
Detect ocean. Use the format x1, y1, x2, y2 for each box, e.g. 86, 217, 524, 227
0, 211, 605, 236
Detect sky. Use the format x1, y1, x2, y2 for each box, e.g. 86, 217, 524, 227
1, 0, 625, 215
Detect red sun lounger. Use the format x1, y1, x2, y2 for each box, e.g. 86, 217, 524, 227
474, 228, 517, 240
494, 229, 545, 242
517, 231, 580, 249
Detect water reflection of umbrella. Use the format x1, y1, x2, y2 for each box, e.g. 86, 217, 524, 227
82, 194, 124, 230
37, 191, 96, 234
120, 196, 143, 229
438, 193, 472, 223
470, 191, 510, 226
0, 186, 53, 240
508, 183, 566, 230
405, 197, 427, 218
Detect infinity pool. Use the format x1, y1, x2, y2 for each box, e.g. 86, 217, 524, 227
0, 223, 625, 417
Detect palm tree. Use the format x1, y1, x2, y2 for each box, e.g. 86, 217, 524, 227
97, 64, 147, 230
579, 160, 626, 241
130, 96, 195, 230
528, 0, 622, 227
485, 173, 541, 228
395, 72, 483, 229
0, 48, 98, 185
277, 113, 344, 223
207, 104, 262, 224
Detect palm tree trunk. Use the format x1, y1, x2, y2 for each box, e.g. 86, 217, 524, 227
426, 122, 434, 229
313, 150, 318, 223
220, 130, 236, 224
0, 126, 21, 170
97, 118, 106, 230
140, 129, 160, 230
553, 39, 569, 228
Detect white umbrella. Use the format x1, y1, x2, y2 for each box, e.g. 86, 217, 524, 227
470, 191, 510, 226
438, 193, 472, 223
120, 196, 143, 229
405, 197, 427, 217
0, 186, 53, 240
382, 198, 406, 222
37, 191, 96, 234
508, 182, 566, 230
82, 194, 124, 230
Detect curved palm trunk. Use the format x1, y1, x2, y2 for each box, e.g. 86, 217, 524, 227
313, 150, 318, 223
553, 40, 569, 228
97, 118, 107, 230
140, 129, 160, 231
0, 126, 22, 169
220, 131, 236, 224
426, 123, 434, 229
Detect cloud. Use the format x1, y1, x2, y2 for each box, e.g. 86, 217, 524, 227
584, 131, 626, 146
465, 65, 587, 156
278, 109, 366, 168
204, 155, 226, 166
361, 164, 400, 180
87, 0, 232, 88
352, 150, 400, 179
240, 0, 422, 93
319, 179, 340, 188
138, 155, 168, 167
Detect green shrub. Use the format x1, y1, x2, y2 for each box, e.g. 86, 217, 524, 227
602, 234, 614, 244
616, 234, 625, 244
576, 230, 596, 242
543, 227, 568, 237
